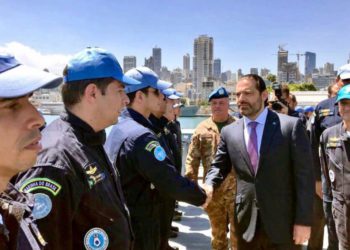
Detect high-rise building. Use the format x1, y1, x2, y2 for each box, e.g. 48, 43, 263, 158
260, 68, 270, 78
250, 68, 258, 75
277, 47, 288, 74
160, 67, 171, 81
324, 62, 335, 76
171, 68, 183, 84
237, 69, 243, 81
305, 52, 316, 76
144, 56, 154, 69
123, 56, 136, 73
183, 53, 190, 80
213, 58, 221, 80
193, 35, 214, 98
222, 70, 232, 82
278, 62, 299, 82
152, 47, 161, 76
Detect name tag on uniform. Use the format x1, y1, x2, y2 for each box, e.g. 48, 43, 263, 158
319, 109, 334, 118
326, 137, 341, 148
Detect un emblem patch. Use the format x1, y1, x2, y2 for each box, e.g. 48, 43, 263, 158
84, 228, 109, 250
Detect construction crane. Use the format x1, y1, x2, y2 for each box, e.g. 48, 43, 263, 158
290, 52, 305, 68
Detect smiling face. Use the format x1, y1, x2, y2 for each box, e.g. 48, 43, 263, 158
210, 97, 229, 122
0, 95, 45, 177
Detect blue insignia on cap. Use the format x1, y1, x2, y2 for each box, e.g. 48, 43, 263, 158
208, 87, 229, 101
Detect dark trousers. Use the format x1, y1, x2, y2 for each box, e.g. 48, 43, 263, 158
237, 215, 302, 250
332, 200, 349, 250
132, 217, 160, 250
323, 200, 339, 250
307, 195, 325, 250
159, 197, 176, 250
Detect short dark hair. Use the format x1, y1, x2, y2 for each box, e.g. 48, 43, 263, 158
126, 87, 151, 105
240, 74, 266, 93
61, 66, 114, 108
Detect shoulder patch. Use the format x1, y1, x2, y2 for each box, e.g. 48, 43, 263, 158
145, 141, 160, 152
20, 178, 62, 196
32, 193, 52, 220
154, 145, 166, 161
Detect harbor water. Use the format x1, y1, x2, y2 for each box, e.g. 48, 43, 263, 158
44, 115, 207, 133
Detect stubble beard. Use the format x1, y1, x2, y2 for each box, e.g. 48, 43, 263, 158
240, 98, 264, 119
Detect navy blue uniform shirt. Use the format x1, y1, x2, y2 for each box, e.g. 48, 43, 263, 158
311, 96, 342, 201
105, 108, 206, 219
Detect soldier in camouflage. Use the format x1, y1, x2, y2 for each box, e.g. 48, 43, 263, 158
185, 87, 237, 250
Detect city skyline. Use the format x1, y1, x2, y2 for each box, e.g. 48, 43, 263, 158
1, 0, 350, 75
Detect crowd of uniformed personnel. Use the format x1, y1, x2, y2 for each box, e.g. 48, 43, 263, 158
1, 46, 350, 250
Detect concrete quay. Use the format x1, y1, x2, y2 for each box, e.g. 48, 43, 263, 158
169, 202, 329, 250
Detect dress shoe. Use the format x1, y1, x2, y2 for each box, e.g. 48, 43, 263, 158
169, 230, 178, 238
171, 225, 179, 232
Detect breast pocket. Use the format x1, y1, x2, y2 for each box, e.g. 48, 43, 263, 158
327, 145, 344, 171
200, 134, 214, 155
78, 188, 121, 228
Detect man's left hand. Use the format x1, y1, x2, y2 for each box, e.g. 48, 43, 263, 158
293, 225, 311, 245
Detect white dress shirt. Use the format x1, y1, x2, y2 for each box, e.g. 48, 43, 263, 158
243, 107, 268, 157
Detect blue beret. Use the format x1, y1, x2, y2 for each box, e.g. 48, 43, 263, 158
208, 87, 229, 101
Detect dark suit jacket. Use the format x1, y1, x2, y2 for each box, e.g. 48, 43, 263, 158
205, 109, 314, 244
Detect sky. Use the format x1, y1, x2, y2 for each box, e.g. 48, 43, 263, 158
1, 0, 350, 75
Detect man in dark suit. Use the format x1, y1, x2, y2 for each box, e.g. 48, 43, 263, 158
204, 74, 315, 249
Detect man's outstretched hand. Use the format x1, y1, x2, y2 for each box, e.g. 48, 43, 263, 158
201, 184, 213, 208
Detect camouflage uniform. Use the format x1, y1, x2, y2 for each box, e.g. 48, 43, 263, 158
185, 116, 237, 250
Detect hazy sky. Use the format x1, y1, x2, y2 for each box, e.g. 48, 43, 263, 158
1, 0, 349, 75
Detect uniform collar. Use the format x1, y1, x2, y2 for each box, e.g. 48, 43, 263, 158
149, 114, 169, 133
121, 108, 155, 131
60, 110, 106, 146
